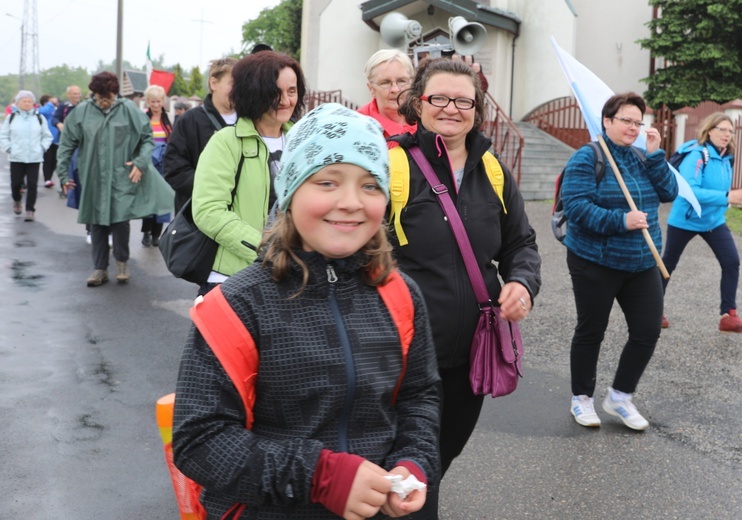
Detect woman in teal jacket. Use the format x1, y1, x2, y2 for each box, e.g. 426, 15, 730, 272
192, 51, 306, 295
662, 112, 742, 332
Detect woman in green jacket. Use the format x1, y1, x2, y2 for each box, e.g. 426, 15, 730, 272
192, 51, 306, 295
57, 72, 173, 287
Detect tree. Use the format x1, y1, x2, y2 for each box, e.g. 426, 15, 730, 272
241, 0, 302, 59
188, 66, 205, 98
638, 0, 742, 109
92, 58, 140, 75
40, 65, 91, 99
169, 64, 190, 97
0, 75, 19, 108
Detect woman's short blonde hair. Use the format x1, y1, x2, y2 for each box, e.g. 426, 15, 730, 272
698, 112, 736, 154
144, 85, 166, 102
364, 49, 414, 81
207, 57, 238, 93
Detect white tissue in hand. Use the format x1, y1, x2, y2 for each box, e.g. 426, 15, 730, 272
384, 474, 426, 500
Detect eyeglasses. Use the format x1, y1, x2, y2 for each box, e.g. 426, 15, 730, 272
372, 79, 411, 90
420, 94, 476, 110
94, 93, 116, 104
612, 116, 644, 128
713, 126, 734, 135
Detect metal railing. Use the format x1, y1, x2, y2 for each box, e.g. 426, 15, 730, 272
522, 96, 589, 149
481, 91, 524, 185
304, 90, 359, 112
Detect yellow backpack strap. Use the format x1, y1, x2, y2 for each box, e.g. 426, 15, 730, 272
482, 151, 507, 214
388, 146, 410, 246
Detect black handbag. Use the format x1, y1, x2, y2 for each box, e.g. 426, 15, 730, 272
159, 153, 245, 285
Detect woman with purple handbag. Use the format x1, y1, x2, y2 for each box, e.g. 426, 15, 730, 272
390, 57, 541, 516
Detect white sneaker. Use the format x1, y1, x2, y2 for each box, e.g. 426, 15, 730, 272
108, 234, 113, 247
86, 233, 92, 245
602, 389, 649, 431
571, 395, 601, 427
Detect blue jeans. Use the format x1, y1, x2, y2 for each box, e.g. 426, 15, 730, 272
662, 224, 740, 314
567, 251, 663, 396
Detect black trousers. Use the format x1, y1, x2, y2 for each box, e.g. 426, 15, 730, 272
43, 143, 58, 182
141, 216, 163, 237
567, 250, 663, 396
413, 363, 484, 519
91, 221, 130, 270
10, 162, 40, 211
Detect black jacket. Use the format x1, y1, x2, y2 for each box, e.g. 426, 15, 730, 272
390, 126, 541, 369
172, 252, 441, 519
162, 94, 230, 213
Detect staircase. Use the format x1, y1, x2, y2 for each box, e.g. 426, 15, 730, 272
515, 122, 576, 201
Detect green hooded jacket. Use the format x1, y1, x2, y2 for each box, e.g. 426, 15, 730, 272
192, 117, 292, 277
57, 97, 173, 225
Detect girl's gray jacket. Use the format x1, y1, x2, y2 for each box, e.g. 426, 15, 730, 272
172, 251, 441, 519
0, 109, 53, 163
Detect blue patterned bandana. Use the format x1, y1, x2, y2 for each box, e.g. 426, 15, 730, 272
276, 103, 390, 212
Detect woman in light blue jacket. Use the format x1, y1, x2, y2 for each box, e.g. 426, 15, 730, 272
662, 112, 742, 332
0, 90, 53, 221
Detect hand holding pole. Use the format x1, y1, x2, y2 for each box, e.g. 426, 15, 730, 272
597, 135, 670, 279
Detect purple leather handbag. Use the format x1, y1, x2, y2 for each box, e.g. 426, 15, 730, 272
408, 146, 523, 397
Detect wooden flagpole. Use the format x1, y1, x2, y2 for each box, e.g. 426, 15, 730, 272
597, 135, 670, 279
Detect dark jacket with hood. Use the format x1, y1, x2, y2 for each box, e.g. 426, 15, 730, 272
163, 93, 230, 213
389, 126, 541, 370
172, 251, 441, 519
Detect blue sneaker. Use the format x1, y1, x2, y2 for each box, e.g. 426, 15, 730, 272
571, 395, 601, 427
602, 389, 649, 431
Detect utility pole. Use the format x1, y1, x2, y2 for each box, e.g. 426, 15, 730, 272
5, 12, 25, 91
191, 9, 214, 71
116, 0, 123, 88
18, 0, 41, 95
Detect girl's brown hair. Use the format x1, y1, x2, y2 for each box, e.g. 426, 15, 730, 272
260, 211, 395, 298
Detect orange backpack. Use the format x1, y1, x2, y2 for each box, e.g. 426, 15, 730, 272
156, 270, 415, 520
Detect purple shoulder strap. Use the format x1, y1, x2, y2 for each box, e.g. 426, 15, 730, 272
407, 146, 491, 306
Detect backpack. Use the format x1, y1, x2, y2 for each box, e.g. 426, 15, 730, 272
668, 140, 710, 172
8, 111, 44, 126
388, 146, 508, 246
551, 142, 646, 243
156, 271, 415, 520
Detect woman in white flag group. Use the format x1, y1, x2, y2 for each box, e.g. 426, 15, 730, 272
561, 93, 678, 431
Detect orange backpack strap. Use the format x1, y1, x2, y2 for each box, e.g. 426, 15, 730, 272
190, 285, 258, 430
377, 270, 415, 404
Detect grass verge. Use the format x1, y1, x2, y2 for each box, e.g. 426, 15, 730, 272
726, 207, 742, 235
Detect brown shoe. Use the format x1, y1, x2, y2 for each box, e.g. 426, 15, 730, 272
115, 261, 129, 284
87, 269, 109, 287
13, 200, 22, 215
719, 309, 742, 333
661, 315, 670, 329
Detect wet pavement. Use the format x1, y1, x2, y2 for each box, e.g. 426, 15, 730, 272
1, 152, 740, 519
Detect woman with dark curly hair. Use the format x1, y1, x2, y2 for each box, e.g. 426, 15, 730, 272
56, 71, 173, 287
191, 51, 306, 295
389, 57, 541, 517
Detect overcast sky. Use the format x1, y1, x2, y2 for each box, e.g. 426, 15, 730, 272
0, 0, 283, 76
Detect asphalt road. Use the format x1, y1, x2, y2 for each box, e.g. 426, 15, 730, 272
1, 154, 740, 519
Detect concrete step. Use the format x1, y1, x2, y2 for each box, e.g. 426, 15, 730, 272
516, 122, 575, 200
